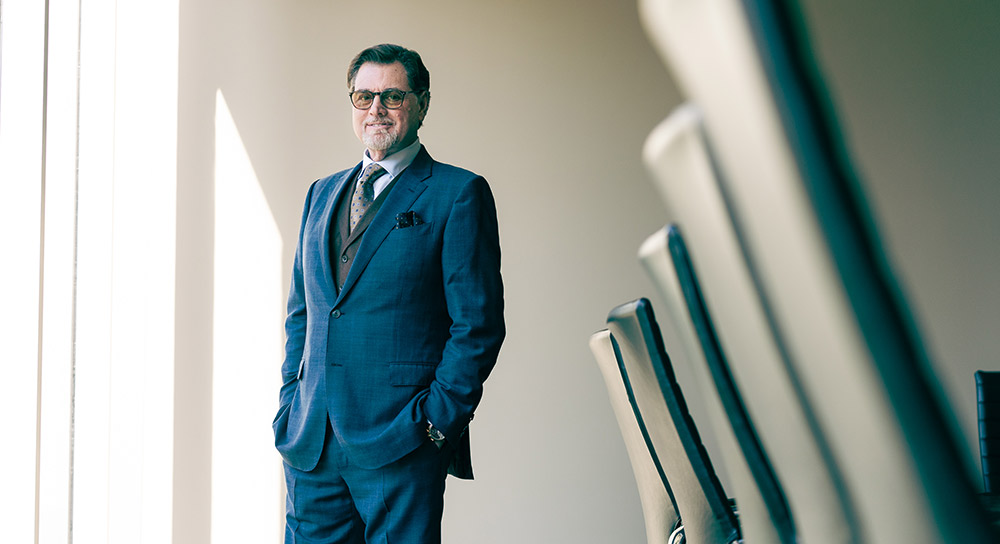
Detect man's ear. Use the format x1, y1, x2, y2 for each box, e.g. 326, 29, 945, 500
418, 92, 430, 122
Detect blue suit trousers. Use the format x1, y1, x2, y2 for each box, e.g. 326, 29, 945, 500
283, 419, 454, 544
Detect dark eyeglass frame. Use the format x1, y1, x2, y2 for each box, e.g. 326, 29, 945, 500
349, 88, 420, 110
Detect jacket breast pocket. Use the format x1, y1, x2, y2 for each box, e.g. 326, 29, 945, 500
389, 362, 437, 387
391, 220, 433, 238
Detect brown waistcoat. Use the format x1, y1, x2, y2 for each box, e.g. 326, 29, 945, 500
329, 174, 400, 293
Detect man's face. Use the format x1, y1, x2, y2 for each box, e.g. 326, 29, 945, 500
351, 61, 428, 161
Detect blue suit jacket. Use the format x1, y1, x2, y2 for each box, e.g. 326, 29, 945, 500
272, 146, 505, 479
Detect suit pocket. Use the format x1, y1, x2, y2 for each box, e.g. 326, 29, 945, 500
389, 223, 434, 243
391, 221, 433, 236
389, 362, 437, 387
272, 401, 292, 438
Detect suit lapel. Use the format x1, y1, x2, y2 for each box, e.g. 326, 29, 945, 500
343, 175, 398, 249
319, 164, 361, 303
335, 148, 432, 306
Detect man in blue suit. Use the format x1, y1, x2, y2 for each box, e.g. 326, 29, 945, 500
272, 44, 505, 543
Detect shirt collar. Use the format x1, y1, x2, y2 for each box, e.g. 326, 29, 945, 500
362, 138, 422, 180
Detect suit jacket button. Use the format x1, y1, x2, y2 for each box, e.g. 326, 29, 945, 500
332, 309, 341, 318
341, 254, 348, 263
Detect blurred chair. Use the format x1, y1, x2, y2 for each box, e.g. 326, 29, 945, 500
977, 371, 1000, 494
641, 105, 855, 543
641, 224, 795, 544
590, 329, 680, 544
606, 298, 740, 544
639, 0, 997, 541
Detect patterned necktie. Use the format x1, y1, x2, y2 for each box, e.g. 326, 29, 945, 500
349, 162, 386, 232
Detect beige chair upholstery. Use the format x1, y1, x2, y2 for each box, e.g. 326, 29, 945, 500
638, 0, 995, 541
607, 299, 739, 544
590, 329, 679, 544
641, 106, 854, 543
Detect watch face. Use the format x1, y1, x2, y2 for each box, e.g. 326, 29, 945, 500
428, 426, 445, 441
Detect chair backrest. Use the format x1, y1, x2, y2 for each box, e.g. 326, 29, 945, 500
976, 371, 1000, 493
642, 224, 796, 544
639, 0, 996, 541
641, 104, 857, 543
607, 298, 739, 544
590, 329, 679, 544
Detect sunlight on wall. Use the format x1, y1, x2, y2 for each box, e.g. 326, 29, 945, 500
213, 90, 286, 543
0, 2, 46, 542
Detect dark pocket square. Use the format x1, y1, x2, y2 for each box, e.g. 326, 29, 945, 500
395, 211, 424, 229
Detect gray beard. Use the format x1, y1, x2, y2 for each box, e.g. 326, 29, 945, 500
363, 130, 396, 152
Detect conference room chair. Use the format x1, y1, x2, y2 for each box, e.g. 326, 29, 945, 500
638, 0, 998, 541
640, 224, 796, 544
976, 371, 1000, 528
976, 371, 1000, 494
605, 298, 740, 544
589, 329, 680, 544
641, 104, 856, 543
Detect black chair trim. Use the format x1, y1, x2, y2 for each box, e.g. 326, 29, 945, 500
609, 332, 681, 516
739, 0, 994, 539
609, 298, 740, 541
667, 224, 796, 543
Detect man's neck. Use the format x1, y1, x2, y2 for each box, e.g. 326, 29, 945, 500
366, 136, 419, 162
362, 138, 422, 180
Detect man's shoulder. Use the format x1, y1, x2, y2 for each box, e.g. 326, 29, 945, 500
430, 159, 480, 181
317, 163, 360, 187
421, 150, 486, 191
422, 153, 498, 209
305, 163, 361, 201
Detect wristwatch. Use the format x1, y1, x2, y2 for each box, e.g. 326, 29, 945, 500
427, 421, 446, 445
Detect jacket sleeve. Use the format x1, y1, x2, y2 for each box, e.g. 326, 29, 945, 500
422, 176, 506, 441
278, 180, 317, 408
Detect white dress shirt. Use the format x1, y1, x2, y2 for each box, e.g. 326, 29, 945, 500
361, 138, 422, 198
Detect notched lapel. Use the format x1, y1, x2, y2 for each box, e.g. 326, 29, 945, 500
317, 164, 360, 304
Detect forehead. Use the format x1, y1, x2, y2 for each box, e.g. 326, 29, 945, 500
353, 62, 411, 91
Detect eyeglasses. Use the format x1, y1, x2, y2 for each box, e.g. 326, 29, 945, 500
349, 89, 419, 110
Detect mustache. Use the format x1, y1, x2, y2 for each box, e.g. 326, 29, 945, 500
365, 116, 394, 126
